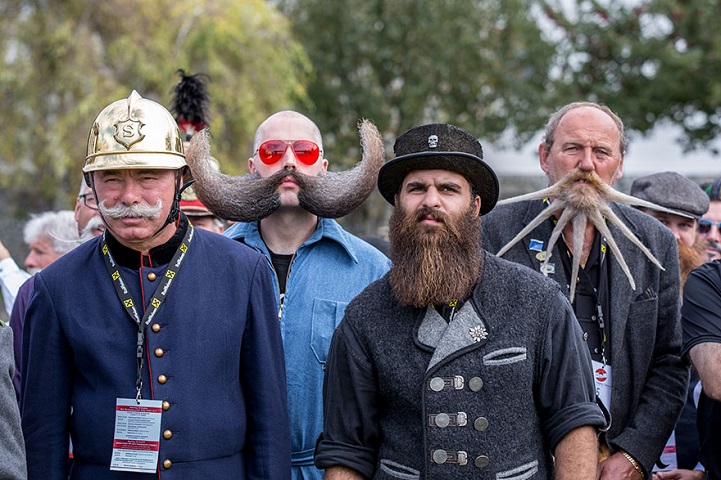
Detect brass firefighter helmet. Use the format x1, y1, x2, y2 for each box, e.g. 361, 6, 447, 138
84, 90, 186, 173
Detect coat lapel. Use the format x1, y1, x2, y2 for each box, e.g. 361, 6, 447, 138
418, 302, 490, 371
520, 202, 571, 295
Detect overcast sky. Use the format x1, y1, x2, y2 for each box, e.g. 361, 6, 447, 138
485, 123, 721, 178
490, 0, 721, 178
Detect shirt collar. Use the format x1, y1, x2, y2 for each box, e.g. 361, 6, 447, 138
224, 217, 359, 263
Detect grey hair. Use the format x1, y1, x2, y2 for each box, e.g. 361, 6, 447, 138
78, 176, 91, 196
23, 210, 81, 255
543, 102, 628, 155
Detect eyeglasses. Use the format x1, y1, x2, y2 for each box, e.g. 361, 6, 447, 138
78, 193, 98, 211
254, 140, 321, 166
698, 218, 721, 234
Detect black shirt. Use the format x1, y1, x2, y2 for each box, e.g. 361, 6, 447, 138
681, 261, 721, 479
559, 232, 612, 364
269, 250, 293, 294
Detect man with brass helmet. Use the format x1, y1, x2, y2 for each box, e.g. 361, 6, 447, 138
20, 91, 290, 479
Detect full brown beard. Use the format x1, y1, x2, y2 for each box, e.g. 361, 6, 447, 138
679, 239, 706, 293
388, 203, 483, 307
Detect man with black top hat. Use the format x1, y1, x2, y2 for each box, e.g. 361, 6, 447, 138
314, 124, 606, 479
21, 91, 290, 479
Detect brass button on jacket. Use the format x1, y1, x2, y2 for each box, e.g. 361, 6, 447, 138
162, 401, 170, 411
158, 374, 167, 384
151, 323, 161, 333
163, 429, 172, 440
163, 459, 172, 469
147, 272, 157, 281
154, 348, 164, 358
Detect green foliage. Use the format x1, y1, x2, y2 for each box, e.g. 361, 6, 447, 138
277, 0, 558, 165
0, 0, 310, 216
541, 0, 721, 153
275, 0, 559, 233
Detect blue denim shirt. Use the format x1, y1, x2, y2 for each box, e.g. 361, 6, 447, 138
225, 218, 390, 480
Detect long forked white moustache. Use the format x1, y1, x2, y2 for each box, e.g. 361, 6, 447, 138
496, 169, 672, 300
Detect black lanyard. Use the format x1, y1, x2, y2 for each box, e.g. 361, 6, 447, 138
561, 239, 610, 364
100, 225, 194, 402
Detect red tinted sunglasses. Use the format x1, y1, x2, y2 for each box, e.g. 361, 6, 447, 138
255, 139, 321, 165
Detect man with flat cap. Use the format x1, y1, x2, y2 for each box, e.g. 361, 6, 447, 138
314, 124, 607, 480
631, 172, 708, 477
631, 171, 709, 291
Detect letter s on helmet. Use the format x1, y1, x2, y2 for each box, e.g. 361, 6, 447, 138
83, 90, 186, 177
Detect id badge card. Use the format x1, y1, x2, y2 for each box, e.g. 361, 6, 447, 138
592, 360, 612, 411
654, 430, 678, 472
110, 398, 163, 473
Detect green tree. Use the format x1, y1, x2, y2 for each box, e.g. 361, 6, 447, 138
276, 0, 560, 233
0, 0, 311, 216
542, 0, 721, 153
280, 0, 559, 152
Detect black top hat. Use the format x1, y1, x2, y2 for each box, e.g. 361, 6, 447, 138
378, 124, 499, 215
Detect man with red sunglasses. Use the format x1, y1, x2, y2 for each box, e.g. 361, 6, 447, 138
185, 110, 391, 480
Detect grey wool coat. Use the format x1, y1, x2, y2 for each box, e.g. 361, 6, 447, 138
315, 252, 606, 479
483, 199, 689, 477
0, 325, 27, 479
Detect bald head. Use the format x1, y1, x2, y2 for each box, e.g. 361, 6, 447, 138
253, 110, 324, 154
543, 102, 628, 155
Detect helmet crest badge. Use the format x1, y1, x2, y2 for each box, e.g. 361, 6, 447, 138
114, 118, 145, 149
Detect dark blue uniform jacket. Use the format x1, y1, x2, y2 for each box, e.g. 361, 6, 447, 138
21, 218, 291, 480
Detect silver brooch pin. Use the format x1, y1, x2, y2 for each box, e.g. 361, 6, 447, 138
469, 325, 488, 343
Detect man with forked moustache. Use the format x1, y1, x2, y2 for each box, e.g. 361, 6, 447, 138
185, 110, 390, 480
483, 102, 688, 480
314, 124, 606, 479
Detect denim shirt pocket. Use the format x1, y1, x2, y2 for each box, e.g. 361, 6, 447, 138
310, 298, 349, 365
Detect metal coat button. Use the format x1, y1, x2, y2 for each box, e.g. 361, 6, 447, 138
148, 272, 157, 281
432, 450, 448, 464
469, 377, 483, 392
151, 324, 161, 333
163, 459, 172, 469
154, 348, 164, 358
474, 417, 489, 431
163, 429, 172, 440
474, 455, 489, 468
435, 413, 450, 428
162, 401, 170, 411
158, 375, 167, 384
429, 377, 444, 392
